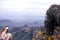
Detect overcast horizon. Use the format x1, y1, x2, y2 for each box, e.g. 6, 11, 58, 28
0, 0, 60, 22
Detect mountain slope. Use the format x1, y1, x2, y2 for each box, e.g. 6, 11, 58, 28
0, 19, 15, 29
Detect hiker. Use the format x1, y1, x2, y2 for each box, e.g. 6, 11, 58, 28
0, 26, 12, 40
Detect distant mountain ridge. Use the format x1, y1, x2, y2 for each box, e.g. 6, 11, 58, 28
0, 19, 15, 29
31, 20, 44, 26
0, 19, 44, 28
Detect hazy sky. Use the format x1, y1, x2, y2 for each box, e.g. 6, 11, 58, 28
0, 0, 60, 22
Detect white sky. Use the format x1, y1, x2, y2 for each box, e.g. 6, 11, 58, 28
0, 0, 60, 21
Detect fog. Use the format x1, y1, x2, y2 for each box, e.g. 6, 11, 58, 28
0, 0, 60, 22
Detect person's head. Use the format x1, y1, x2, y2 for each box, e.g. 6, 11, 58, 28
2, 26, 9, 33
